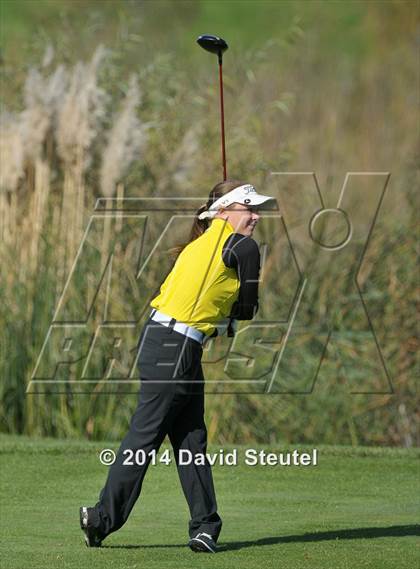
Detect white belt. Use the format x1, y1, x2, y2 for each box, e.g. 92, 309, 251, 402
149, 309, 205, 344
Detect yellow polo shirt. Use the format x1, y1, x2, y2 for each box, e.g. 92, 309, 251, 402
150, 218, 240, 336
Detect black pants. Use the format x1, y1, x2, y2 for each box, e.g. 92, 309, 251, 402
92, 317, 222, 542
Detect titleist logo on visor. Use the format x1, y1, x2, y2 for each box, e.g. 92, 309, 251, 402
219, 185, 256, 206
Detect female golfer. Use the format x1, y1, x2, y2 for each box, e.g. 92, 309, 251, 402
80, 179, 274, 553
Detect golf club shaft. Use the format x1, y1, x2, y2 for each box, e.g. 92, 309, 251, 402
218, 58, 227, 181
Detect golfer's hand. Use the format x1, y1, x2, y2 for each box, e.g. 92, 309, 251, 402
215, 318, 230, 337
215, 318, 237, 337
227, 318, 238, 337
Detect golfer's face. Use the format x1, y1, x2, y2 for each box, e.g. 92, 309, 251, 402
226, 203, 260, 236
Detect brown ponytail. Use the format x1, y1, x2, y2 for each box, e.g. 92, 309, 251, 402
169, 179, 245, 259
189, 203, 211, 242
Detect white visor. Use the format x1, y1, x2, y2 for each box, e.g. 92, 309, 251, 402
198, 184, 275, 220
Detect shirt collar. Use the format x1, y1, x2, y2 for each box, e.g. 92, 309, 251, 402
209, 217, 235, 234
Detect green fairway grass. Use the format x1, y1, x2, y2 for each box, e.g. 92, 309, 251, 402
0, 435, 419, 569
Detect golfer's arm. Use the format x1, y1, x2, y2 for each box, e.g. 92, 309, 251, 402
222, 234, 261, 320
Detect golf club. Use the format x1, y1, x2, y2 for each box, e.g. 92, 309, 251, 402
197, 34, 229, 181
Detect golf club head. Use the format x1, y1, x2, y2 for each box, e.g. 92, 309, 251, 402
197, 34, 228, 57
